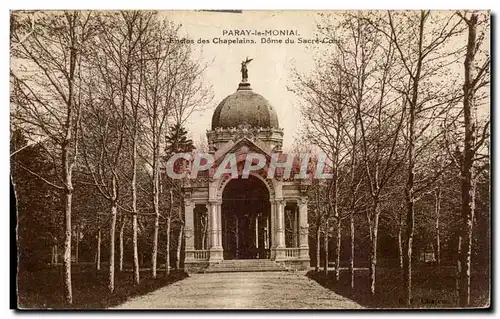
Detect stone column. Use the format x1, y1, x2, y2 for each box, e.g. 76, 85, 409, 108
275, 199, 286, 261
270, 199, 276, 259
292, 206, 298, 247
255, 215, 259, 248
298, 197, 310, 262
206, 202, 212, 249
216, 202, 223, 249
184, 200, 195, 262
208, 200, 223, 263
265, 217, 269, 249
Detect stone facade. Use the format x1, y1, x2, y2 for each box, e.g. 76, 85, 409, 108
183, 82, 310, 272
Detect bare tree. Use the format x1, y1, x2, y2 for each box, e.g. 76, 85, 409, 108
455, 11, 490, 307
338, 14, 405, 296
381, 10, 464, 305
11, 11, 96, 304
119, 215, 127, 271
292, 13, 405, 295
140, 20, 186, 279
434, 187, 442, 266
80, 11, 151, 293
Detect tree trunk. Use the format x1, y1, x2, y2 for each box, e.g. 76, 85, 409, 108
348, 112, 358, 289
165, 217, 171, 275
119, 217, 126, 272
63, 187, 73, 304
459, 13, 478, 308
96, 227, 101, 271
75, 221, 80, 264
51, 243, 56, 265
52, 237, 58, 265
369, 205, 380, 296
201, 218, 207, 250
324, 218, 329, 275
176, 224, 184, 269
435, 188, 441, 266
108, 202, 117, 293
402, 10, 424, 306
398, 213, 403, 269
152, 214, 159, 278
151, 129, 160, 278
315, 214, 321, 272
132, 214, 140, 284
335, 217, 341, 281
403, 132, 416, 306
456, 235, 462, 302
131, 116, 140, 285
349, 211, 355, 289
460, 186, 475, 307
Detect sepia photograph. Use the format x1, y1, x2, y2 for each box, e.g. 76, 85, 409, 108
10, 9, 490, 310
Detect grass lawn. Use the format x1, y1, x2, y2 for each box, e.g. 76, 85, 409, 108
307, 265, 490, 309
16, 264, 188, 309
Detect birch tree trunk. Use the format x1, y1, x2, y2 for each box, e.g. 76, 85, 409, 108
324, 218, 329, 275
165, 217, 171, 275
75, 221, 80, 264
316, 217, 321, 272
398, 213, 403, 269
456, 235, 462, 302
176, 224, 184, 269
131, 122, 140, 284
459, 13, 479, 307
96, 227, 101, 271
435, 188, 441, 266
335, 217, 341, 281
62, 173, 73, 304
152, 214, 159, 278
151, 128, 160, 278
132, 214, 139, 284
349, 211, 355, 289
348, 110, 358, 289
119, 217, 126, 272
402, 11, 425, 306
201, 216, 207, 250
108, 174, 119, 293
369, 204, 380, 295
51, 244, 56, 265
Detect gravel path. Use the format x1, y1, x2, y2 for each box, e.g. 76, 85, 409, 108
112, 271, 363, 309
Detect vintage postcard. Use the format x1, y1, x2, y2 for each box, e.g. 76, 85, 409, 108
10, 10, 490, 309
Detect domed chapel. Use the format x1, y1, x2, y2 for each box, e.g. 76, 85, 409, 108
182, 59, 310, 271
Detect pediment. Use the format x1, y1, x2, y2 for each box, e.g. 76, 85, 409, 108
213, 137, 271, 167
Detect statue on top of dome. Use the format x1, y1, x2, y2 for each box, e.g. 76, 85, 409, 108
241, 57, 253, 82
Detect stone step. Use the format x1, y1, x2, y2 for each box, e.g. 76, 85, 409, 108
210, 264, 282, 268
211, 264, 278, 266
215, 262, 276, 264
210, 265, 282, 268
203, 259, 287, 273
204, 267, 286, 273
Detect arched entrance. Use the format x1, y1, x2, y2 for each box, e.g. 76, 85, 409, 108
221, 175, 271, 259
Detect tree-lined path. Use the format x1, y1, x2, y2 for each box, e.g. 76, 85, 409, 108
112, 272, 363, 309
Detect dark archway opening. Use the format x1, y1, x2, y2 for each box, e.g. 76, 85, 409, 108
222, 175, 271, 259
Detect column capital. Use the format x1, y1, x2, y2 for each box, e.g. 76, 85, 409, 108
185, 227, 194, 238
297, 197, 308, 206
208, 199, 222, 205
184, 199, 195, 208
274, 198, 285, 205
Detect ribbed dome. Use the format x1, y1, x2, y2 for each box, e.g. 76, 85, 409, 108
211, 83, 279, 130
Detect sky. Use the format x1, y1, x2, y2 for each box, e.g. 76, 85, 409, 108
164, 11, 323, 151
163, 10, 490, 152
